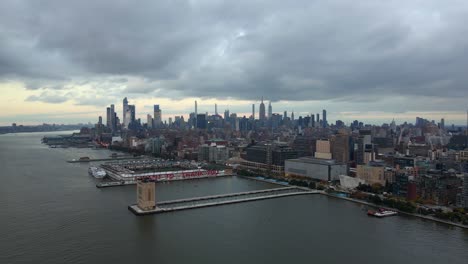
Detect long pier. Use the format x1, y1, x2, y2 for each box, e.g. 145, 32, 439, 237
128, 187, 318, 215
67, 156, 144, 163
96, 174, 232, 188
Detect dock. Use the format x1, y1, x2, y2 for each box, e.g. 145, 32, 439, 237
67, 156, 144, 163
96, 174, 233, 188
128, 187, 319, 215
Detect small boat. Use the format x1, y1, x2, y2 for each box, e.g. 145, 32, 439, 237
88, 166, 107, 179
367, 208, 398, 218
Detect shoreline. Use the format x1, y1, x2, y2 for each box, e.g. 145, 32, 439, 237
242, 175, 468, 230
325, 193, 468, 229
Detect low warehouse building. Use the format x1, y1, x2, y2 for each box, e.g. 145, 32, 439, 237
285, 157, 347, 181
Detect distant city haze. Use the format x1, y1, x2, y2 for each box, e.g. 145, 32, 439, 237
0, 1, 467, 125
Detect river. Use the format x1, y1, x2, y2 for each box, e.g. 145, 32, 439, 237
1, 131, 467, 264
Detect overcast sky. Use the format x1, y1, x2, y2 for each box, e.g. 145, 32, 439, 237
1, 0, 467, 126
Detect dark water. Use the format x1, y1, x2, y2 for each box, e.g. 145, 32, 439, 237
1, 132, 468, 264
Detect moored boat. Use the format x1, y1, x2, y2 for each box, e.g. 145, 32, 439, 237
367, 208, 398, 218
88, 166, 107, 179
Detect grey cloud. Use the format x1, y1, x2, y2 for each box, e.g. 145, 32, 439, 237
25, 92, 69, 104
1, 0, 468, 111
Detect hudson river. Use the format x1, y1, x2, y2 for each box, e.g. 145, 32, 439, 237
1, 132, 468, 264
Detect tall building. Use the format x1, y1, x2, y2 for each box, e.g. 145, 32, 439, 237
122, 97, 128, 128
291, 111, 295, 121
440, 118, 445, 130
106, 107, 111, 127
196, 114, 207, 129
195, 100, 198, 115
311, 114, 315, 128
215, 103, 218, 115
331, 133, 350, 164
147, 114, 153, 128
252, 104, 255, 120
268, 101, 272, 119
153, 105, 162, 127
316, 113, 320, 127
315, 139, 332, 159
322, 109, 327, 128
110, 104, 116, 132
259, 97, 266, 121
284, 111, 287, 120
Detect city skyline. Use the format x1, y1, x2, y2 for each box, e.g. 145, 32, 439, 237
1, 1, 468, 125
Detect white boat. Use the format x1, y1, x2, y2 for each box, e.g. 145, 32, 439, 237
88, 166, 107, 179
367, 208, 398, 217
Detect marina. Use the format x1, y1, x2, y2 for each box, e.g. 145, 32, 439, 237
67, 156, 144, 163
129, 186, 318, 215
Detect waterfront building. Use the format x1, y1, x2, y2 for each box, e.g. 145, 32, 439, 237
356, 163, 386, 185
331, 133, 350, 164
285, 157, 347, 181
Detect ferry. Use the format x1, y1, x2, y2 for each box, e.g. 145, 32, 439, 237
88, 166, 107, 179
367, 208, 398, 218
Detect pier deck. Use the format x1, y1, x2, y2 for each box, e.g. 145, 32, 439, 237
128, 187, 318, 215
67, 156, 144, 163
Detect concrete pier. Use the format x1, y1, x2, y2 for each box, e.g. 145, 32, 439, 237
128, 187, 319, 215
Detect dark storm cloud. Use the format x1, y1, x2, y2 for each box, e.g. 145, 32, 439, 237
1, 0, 468, 106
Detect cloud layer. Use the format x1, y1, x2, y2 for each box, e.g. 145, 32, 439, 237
1, 0, 467, 121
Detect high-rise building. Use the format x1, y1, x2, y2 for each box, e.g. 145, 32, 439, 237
331, 133, 350, 164
196, 114, 207, 129
311, 114, 315, 128
147, 114, 153, 128
284, 111, 287, 120
291, 111, 295, 121
316, 113, 320, 127
195, 100, 198, 115
215, 104, 218, 115
122, 97, 128, 128
259, 97, 266, 121
252, 104, 255, 120
153, 105, 162, 127
440, 118, 445, 130
268, 101, 272, 119
110, 104, 116, 132
315, 139, 332, 159
224, 109, 230, 123
322, 109, 327, 128
106, 107, 111, 127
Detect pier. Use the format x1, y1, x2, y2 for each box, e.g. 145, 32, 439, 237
129, 186, 318, 215
67, 156, 144, 163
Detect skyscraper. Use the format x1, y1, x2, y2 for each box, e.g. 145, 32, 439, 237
153, 105, 162, 127
316, 113, 320, 127
215, 103, 218, 115
147, 114, 153, 128
322, 109, 327, 128
311, 114, 315, 128
195, 100, 198, 115
268, 101, 272, 119
252, 104, 255, 120
259, 97, 266, 121
284, 111, 287, 120
106, 107, 111, 127
291, 111, 295, 121
110, 104, 116, 132
122, 97, 128, 128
